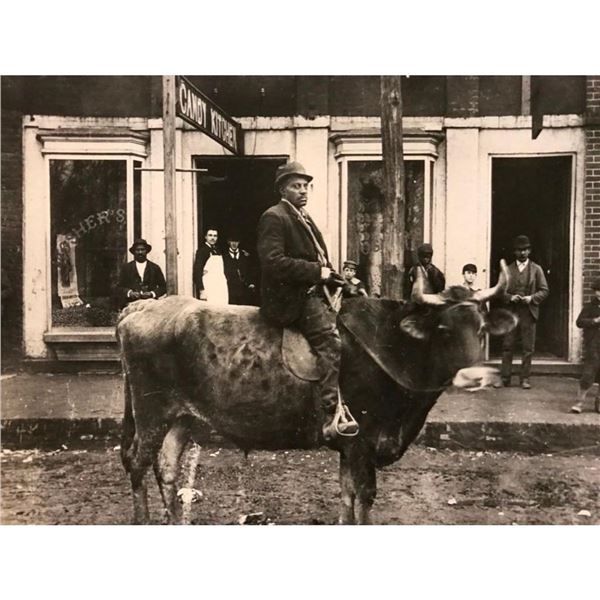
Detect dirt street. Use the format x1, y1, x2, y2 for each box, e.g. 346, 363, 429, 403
1, 446, 598, 525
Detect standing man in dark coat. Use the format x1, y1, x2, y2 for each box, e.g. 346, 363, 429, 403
571, 278, 600, 414
407, 243, 445, 295
223, 232, 256, 305
257, 161, 358, 442
117, 239, 166, 308
495, 234, 549, 389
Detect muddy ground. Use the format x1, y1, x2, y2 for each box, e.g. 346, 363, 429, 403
1, 446, 598, 525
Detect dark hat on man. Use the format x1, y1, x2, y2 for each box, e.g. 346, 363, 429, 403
592, 278, 600, 291
274, 161, 313, 191
343, 260, 359, 270
129, 238, 152, 253
462, 263, 478, 274
513, 235, 531, 249
417, 243, 434, 256
226, 230, 241, 241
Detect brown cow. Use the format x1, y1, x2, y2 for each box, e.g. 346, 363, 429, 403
117, 262, 516, 524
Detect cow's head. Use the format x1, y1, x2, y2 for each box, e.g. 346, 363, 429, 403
399, 260, 517, 391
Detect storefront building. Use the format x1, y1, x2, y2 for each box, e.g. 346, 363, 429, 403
2, 75, 598, 369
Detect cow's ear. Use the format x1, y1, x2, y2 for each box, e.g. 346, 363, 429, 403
485, 308, 518, 336
399, 314, 432, 340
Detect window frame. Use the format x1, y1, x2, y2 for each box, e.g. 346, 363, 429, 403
331, 131, 441, 272
23, 119, 148, 357
46, 155, 136, 330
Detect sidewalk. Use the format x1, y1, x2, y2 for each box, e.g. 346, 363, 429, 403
1, 372, 599, 453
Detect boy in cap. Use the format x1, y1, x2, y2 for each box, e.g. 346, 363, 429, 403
495, 234, 549, 389
117, 239, 166, 308
257, 161, 358, 443
342, 260, 368, 297
571, 278, 600, 413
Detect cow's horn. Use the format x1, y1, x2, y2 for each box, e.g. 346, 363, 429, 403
472, 259, 509, 303
411, 264, 446, 306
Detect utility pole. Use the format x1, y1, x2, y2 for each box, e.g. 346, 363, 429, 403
162, 75, 178, 295
380, 76, 406, 299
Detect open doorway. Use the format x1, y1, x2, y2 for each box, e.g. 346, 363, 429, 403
194, 156, 287, 305
489, 156, 572, 359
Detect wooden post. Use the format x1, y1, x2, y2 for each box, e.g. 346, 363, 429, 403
380, 76, 405, 299
163, 75, 178, 295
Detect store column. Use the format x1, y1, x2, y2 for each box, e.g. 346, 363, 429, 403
444, 126, 481, 286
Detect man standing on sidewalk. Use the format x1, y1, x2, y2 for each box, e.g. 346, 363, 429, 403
495, 235, 549, 389
571, 278, 600, 414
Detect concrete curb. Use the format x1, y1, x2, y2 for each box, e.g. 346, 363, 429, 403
418, 422, 600, 454
3, 417, 599, 454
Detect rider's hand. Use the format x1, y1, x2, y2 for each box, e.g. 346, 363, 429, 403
320, 267, 332, 280
510, 295, 521, 303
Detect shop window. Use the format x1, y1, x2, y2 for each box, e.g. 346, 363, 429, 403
346, 159, 426, 295
50, 159, 128, 328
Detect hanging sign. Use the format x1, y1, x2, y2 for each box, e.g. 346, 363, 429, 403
176, 76, 243, 155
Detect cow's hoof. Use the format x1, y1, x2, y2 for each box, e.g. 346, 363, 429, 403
570, 403, 583, 414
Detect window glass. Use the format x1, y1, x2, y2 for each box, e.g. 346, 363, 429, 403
346, 160, 425, 295
50, 159, 127, 327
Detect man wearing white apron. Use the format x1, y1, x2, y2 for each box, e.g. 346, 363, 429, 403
193, 228, 229, 305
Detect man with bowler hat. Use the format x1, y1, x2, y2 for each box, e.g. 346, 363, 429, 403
257, 161, 359, 443
117, 239, 166, 308
495, 234, 549, 389
570, 277, 600, 414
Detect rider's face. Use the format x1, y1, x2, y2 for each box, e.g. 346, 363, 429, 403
281, 176, 310, 209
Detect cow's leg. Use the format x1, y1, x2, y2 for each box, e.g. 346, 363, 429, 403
340, 444, 376, 525
120, 372, 135, 474
339, 451, 356, 525
125, 373, 169, 525
154, 417, 192, 524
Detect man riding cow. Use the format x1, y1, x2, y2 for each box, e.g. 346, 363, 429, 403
117, 252, 515, 524
257, 161, 359, 442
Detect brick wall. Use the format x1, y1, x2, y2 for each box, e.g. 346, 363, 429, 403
2, 76, 158, 117
1, 110, 24, 362
446, 76, 479, 117
583, 76, 600, 304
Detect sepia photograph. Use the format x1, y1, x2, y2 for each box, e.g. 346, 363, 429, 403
0, 4, 598, 597
2, 73, 598, 527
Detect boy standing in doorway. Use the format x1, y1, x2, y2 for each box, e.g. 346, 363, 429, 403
461, 263, 481, 293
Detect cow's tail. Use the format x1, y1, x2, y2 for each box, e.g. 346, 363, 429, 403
120, 371, 135, 473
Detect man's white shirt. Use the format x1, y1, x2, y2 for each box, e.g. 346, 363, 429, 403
135, 260, 147, 280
